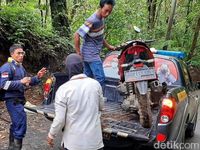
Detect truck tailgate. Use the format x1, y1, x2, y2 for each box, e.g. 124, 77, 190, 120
102, 101, 159, 142
25, 103, 55, 119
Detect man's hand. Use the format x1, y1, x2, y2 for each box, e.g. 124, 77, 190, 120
76, 51, 82, 56
103, 39, 116, 51
20, 77, 31, 85
108, 45, 116, 51
37, 67, 47, 79
47, 135, 54, 147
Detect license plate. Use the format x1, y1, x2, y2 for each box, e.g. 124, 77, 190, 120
124, 67, 156, 82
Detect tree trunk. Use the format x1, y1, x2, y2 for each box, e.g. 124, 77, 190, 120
187, 16, 200, 60
71, 0, 79, 19
6, 0, 12, 4
70, 0, 84, 21
50, 0, 70, 38
147, 0, 157, 29
184, 0, 193, 35
38, 0, 44, 27
163, 0, 177, 50
44, 0, 49, 25
155, 0, 163, 26
183, 0, 193, 47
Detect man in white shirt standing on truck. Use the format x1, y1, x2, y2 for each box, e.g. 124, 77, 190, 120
47, 53, 104, 150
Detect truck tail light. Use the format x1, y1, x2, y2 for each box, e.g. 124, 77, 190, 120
159, 98, 177, 124
43, 77, 53, 99
156, 133, 167, 142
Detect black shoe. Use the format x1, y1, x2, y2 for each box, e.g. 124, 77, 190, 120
13, 139, 23, 150
7, 131, 14, 150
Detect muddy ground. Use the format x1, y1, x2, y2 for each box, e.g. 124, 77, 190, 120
0, 85, 62, 150
0, 68, 200, 150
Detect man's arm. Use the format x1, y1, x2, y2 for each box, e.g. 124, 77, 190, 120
74, 20, 93, 55
48, 87, 67, 140
74, 32, 81, 55
97, 84, 104, 111
29, 67, 47, 86
47, 87, 67, 147
0, 64, 29, 91
103, 39, 115, 50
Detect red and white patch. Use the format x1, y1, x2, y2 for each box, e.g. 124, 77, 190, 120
1, 72, 9, 78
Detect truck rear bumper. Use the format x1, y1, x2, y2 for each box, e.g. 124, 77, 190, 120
103, 131, 156, 148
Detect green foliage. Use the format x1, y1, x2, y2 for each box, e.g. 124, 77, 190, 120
71, 0, 98, 33
71, 0, 150, 46
1, 0, 200, 68
0, 1, 55, 38
0, 1, 73, 72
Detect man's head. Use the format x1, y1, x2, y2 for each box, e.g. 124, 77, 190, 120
9, 44, 25, 63
99, 0, 115, 18
65, 53, 83, 79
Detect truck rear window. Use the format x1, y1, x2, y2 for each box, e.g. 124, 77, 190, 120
155, 58, 178, 85
103, 53, 179, 85
103, 53, 120, 79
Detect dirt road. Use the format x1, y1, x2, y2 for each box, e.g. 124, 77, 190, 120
0, 85, 63, 150
0, 109, 62, 150
1, 82, 199, 150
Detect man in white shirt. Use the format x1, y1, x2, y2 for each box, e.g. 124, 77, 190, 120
47, 53, 104, 150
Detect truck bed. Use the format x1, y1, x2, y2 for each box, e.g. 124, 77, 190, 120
25, 73, 159, 142
102, 101, 159, 141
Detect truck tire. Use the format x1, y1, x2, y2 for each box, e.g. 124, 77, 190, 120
185, 113, 198, 138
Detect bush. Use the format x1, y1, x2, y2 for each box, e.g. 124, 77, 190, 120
0, 3, 73, 72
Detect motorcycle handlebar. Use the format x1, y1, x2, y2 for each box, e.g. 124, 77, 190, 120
115, 39, 155, 51
144, 39, 155, 43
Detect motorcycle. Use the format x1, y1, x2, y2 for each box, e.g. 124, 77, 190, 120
116, 27, 157, 128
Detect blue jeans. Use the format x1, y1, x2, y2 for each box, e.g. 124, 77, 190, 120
5, 99, 27, 139
83, 61, 105, 87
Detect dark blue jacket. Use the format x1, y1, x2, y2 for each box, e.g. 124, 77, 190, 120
0, 60, 40, 99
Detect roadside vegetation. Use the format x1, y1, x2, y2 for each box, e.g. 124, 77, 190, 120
0, 0, 200, 71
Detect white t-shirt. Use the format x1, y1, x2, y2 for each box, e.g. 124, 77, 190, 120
49, 74, 104, 150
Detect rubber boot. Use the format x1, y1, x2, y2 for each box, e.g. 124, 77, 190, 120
13, 139, 22, 150
7, 131, 14, 150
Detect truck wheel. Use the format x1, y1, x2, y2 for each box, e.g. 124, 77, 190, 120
185, 113, 198, 138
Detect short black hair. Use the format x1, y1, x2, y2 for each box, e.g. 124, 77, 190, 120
99, 0, 115, 8
9, 44, 23, 54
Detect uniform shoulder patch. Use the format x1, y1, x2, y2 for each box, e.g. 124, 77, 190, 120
1, 72, 9, 78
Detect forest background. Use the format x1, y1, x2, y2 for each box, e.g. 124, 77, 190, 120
0, 0, 200, 72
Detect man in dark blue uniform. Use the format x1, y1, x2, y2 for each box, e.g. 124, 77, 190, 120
0, 44, 47, 150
